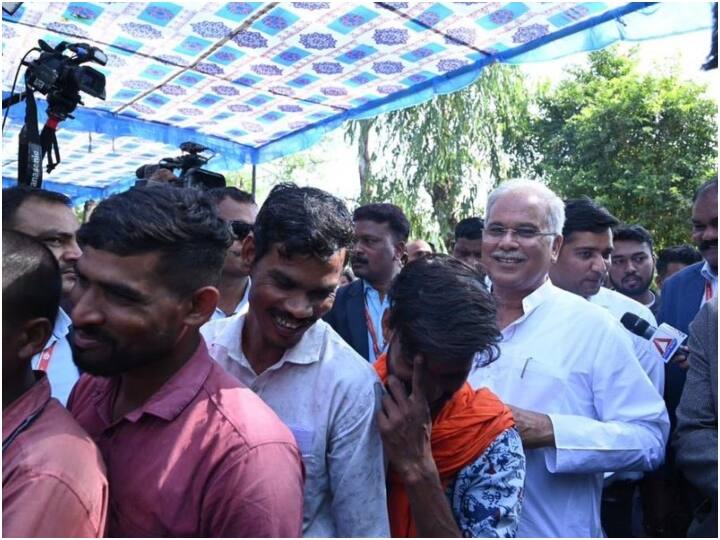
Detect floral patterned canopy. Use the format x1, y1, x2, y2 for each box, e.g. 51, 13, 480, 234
1, 2, 713, 203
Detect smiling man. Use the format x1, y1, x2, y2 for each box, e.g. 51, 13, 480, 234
3, 186, 83, 405
325, 203, 409, 362
375, 255, 524, 538
67, 185, 304, 537
468, 179, 668, 538
202, 183, 389, 537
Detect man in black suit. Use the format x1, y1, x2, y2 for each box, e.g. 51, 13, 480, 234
325, 204, 409, 362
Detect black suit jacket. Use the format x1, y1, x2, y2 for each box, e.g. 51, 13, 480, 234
324, 279, 370, 361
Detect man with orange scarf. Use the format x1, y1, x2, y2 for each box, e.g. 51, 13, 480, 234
374, 255, 525, 537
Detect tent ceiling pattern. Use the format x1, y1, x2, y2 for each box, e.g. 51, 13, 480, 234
1, 2, 713, 202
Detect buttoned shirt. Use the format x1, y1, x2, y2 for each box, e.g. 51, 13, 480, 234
67, 340, 304, 537
31, 307, 78, 405
210, 278, 251, 321
201, 315, 390, 537
3, 373, 108, 537
469, 280, 669, 537
700, 261, 717, 308
363, 279, 390, 361
590, 287, 664, 394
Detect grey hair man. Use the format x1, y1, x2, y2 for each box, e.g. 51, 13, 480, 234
468, 178, 669, 537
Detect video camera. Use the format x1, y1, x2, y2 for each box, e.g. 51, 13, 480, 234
2, 39, 107, 187
135, 141, 226, 190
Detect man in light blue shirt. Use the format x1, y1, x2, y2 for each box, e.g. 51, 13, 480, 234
325, 203, 409, 361
3, 186, 82, 405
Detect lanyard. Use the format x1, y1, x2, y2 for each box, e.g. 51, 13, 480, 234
38, 342, 57, 372
364, 297, 386, 359
2, 398, 50, 453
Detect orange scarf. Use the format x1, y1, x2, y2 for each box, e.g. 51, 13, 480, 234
375, 353, 515, 537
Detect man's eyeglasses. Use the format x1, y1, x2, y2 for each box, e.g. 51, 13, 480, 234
230, 220, 253, 240
485, 225, 557, 240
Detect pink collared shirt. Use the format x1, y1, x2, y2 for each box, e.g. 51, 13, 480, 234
67, 339, 304, 537
3, 373, 108, 538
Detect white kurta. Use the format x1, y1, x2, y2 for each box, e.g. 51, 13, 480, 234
469, 280, 669, 537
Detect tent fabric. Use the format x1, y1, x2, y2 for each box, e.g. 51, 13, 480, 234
1, 2, 714, 203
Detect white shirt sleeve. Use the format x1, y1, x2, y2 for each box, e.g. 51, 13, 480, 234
545, 324, 669, 474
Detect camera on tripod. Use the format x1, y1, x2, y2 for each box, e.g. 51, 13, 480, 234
135, 142, 226, 190
2, 39, 108, 187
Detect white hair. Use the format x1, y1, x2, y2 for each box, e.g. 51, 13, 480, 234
485, 178, 565, 236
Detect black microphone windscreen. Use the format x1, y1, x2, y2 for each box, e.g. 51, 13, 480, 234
620, 312, 653, 340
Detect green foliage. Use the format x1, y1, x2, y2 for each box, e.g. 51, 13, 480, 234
531, 47, 717, 249
346, 63, 534, 249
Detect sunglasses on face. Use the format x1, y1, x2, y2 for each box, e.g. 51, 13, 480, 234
230, 220, 253, 240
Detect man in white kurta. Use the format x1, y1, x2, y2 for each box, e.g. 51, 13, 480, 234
469, 179, 669, 537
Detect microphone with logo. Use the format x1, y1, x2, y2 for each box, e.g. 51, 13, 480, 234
620, 313, 689, 363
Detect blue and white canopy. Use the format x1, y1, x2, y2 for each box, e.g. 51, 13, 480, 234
2, 2, 713, 203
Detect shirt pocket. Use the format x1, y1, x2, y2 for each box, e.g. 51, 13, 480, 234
503, 356, 566, 412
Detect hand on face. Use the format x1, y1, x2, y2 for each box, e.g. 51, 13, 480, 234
377, 356, 436, 480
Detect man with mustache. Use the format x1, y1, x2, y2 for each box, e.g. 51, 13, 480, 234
325, 203, 409, 362
202, 184, 389, 537
205, 187, 258, 321
67, 185, 304, 537
647, 177, 718, 537
468, 179, 668, 537
608, 225, 660, 315
3, 186, 82, 405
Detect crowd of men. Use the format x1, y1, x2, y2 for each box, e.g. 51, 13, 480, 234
1, 175, 716, 538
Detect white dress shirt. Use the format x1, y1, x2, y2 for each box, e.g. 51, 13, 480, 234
469, 280, 669, 538
31, 307, 79, 406
200, 315, 389, 538
590, 287, 664, 394
210, 278, 251, 321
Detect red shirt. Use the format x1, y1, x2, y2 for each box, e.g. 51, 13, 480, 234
3, 373, 108, 537
68, 340, 304, 537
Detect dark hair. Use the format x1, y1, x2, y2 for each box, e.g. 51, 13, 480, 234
206, 186, 255, 206
253, 183, 353, 262
612, 224, 655, 252
353, 203, 410, 243
562, 197, 619, 239
77, 185, 232, 295
657, 244, 702, 275
454, 217, 484, 241
3, 186, 72, 228
387, 255, 500, 367
693, 176, 718, 203
2, 229, 62, 325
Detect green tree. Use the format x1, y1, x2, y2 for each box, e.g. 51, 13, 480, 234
346, 63, 534, 249
531, 47, 717, 248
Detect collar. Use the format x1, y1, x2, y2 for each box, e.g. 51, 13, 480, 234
94, 340, 214, 425
494, 277, 555, 334
645, 290, 656, 309
212, 314, 326, 372
52, 307, 72, 340
2, 373, 51, 443
214, 277, 251, 317
701, 261, 718, 283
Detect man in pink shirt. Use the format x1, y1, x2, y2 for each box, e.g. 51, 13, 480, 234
66, 185, 304, 537
3, 230, 108, 537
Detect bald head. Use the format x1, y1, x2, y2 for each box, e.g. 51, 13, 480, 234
406, 239, 433, 262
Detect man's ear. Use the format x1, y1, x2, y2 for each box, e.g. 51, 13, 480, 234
550, 234, 564, 264
241, 232, 257, 275
395, 241, 406, 263
18, 318, 53, 360
184, 287, 220, 328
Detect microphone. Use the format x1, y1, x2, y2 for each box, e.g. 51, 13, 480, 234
620, 313, 688, 363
